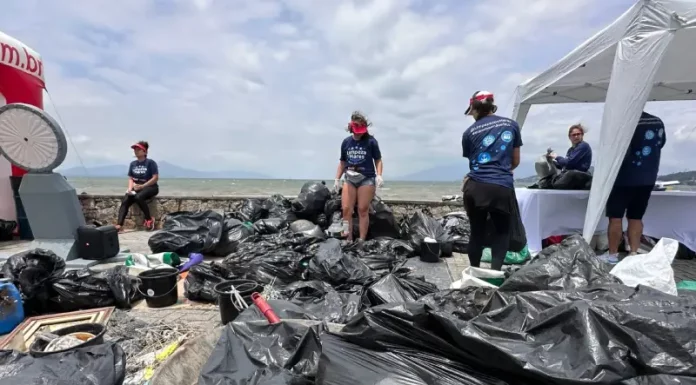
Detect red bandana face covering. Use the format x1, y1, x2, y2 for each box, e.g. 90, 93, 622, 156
349, 122, 367, 134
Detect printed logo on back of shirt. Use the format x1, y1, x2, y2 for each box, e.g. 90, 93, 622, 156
477, 152, 491, 164
501, 131, 513, 143
642, 146, 651, 156
645, 130, 655, 140
482, 135, 495, 147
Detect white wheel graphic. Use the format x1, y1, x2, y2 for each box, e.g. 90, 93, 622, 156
0, 103, 67, 173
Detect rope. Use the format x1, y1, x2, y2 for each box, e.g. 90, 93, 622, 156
43, 87, 93, 188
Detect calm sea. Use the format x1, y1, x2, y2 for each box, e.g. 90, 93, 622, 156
67, 177, 472, 201
67, 177, 694, 201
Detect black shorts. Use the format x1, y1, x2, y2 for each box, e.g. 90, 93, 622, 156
605, 185, 653, 220
463, 179, 514, 215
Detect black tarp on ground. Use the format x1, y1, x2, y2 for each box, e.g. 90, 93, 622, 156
0, 342, 126, 385
148, 210, 224, 254
198, 321, 325, 385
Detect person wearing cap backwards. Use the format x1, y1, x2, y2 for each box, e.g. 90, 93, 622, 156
115, 141, 159, 231
461, 91, 522, 270
334, 111, 384, 242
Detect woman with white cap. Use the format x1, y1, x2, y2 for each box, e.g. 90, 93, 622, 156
461, 91, 523, 270
115, 141, 159, 231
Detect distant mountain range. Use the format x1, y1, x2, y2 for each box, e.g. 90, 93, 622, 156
59, 161, 270, 179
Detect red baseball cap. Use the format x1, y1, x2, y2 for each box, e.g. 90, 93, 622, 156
131, 143, 147, 152
465, 90, 495, 115
349, 121, 368, 134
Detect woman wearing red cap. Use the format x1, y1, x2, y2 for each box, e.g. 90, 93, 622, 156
334, 111, 383, 242
115, 141, 159, 231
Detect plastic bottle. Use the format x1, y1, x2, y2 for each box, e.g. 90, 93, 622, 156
0, 278, 24, 334
342, 220, 350, 237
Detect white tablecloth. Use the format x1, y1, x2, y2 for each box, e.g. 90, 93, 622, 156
515, 188, 696, 254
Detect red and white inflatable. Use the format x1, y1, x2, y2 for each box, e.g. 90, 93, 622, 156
0, 31, 45, 222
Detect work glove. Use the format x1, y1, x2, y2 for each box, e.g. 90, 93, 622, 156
333, 179, 341, 193
376, 175, 384, 188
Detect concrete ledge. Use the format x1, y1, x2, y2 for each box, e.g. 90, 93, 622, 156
77, 194, 463, 230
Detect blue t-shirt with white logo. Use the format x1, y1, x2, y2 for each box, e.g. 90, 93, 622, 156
614, 112, 666, 186
462, 115, 523, 189
340, 136, 382, 178
128, 158, 159, 185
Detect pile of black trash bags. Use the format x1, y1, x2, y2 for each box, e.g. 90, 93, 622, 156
0, 248, 141, 316
198, 235, 696, 385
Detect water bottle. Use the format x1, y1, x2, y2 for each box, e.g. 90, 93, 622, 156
0, 278, 24, 334
341, 220, 350, 237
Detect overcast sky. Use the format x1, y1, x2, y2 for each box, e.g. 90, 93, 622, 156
2, 0, 695, 179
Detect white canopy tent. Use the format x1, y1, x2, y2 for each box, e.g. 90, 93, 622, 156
511, 0, 696, 242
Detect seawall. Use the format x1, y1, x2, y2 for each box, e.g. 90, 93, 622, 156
78, 194, 464, 229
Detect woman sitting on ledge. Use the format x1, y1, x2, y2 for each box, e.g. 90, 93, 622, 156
115, 141, 159, 232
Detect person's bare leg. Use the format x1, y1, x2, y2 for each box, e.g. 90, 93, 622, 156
608, 218, 623, 254
627, 219, 643, 254
341, 183, 357, 241
357, 185, 376, 240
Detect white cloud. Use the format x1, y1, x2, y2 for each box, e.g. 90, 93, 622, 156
4, 0, 686, 180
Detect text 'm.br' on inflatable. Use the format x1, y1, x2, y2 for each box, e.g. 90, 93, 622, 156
0, 31, 45, 231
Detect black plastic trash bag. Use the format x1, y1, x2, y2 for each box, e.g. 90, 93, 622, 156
148, 210, 224, 254
323, 193, 342, 221
317, 333, 500, 385
184, 263, 229, 302
51, 265, 141, 312
320, 302, 507, 385
498, 235, 621, 293
365, 267, 439, 306
367, 197, 401, 239
552, 169, 592, 190
289, 219, 326, 240
282, 280, 361, 323
235, 198, 268, 222
440, 212, 471, 253
467, 285, 696, 384
248, 250, 308, 285
253, 218, 284, 234
213, 219, 255, 256
1, 248, 65, 315
292, 181, 332, 219
305, 239, 375, 286
199, 320, 325, 385
0, 342, 126, 385
0, 219, 16, 241
418, 287, 495, 321
342, 237, 412, 274
405, 211, 454, 254
263, 194, 297, 224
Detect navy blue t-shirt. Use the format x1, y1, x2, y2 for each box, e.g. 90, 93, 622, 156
128, 158, 159, 185
462, 115, 522, 189
340, 136, 382, 178
555, 141, 592, 172
615, 112, 666, 186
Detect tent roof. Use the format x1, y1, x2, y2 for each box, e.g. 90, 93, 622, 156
515, 0, 696, 106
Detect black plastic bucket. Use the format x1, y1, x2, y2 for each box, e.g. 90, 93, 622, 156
420, 241, 441, 263
138, 268, 180, 308
214, 280, 263, 325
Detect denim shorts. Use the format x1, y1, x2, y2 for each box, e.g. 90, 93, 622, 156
345, 177, 376, 188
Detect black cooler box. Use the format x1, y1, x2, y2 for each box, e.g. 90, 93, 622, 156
77, 225, 120, 260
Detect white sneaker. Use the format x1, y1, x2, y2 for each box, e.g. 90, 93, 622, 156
598, 252, 619, 264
